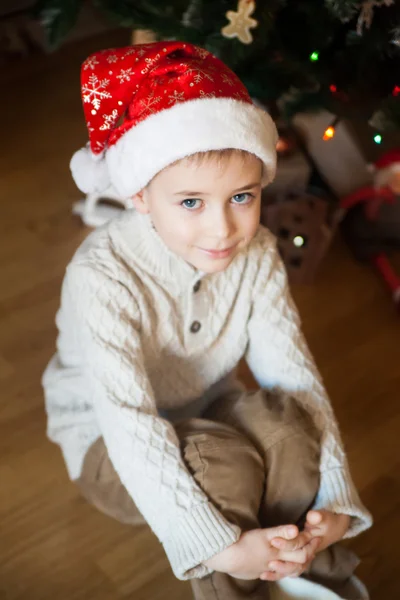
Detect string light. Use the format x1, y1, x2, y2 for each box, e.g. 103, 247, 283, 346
393, 86, 400, 96
323, 117, 340, 141
323, 126, 335, 140
310, 51, 319, 62
329, 84, 349, 103
374, 134, 382, 144
293, 235, 305, 248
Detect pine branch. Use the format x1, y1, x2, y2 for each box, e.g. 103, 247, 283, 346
324, 0, 360, 22
32, 0, 84, 49
369, 94, 400, 131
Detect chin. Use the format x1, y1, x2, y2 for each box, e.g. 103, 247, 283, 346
196, 257, 235, 274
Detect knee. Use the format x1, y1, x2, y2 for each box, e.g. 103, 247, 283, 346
260, 394, 321, 482
212, 391, 321, 492
175, 418, 264, 485
175, 418, 265, 529
219, 390, 321, 461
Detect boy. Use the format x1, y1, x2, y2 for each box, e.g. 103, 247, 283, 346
43, 41, 372, 599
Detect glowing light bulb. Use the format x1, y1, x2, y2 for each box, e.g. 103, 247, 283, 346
323, 126, 335, 140
310, 51, 319, 61
374, 134, 382, 144
293, 236, 305, 248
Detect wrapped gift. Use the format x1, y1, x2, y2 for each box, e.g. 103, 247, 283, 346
264, 149, 312, 199
292, 110, 372, 197
263, 123, 312, 199
262, 187, 341, 284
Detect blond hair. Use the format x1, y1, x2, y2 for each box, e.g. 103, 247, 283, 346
146, 149, 260, 189
183, 148, 253, 166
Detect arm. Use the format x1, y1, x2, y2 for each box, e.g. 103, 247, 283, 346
63, 264, 240, 579
245, 234, 372, 538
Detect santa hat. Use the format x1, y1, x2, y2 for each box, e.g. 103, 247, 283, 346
370, 148, 400, 188
70, 41, 278, 199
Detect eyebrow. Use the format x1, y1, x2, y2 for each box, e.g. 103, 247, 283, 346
173, 182, 261, 196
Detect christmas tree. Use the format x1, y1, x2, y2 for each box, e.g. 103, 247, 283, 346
34, 0, 400, 133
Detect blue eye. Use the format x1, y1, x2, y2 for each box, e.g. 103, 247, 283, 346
232, 193, 254, 204
182, 198, 201, 210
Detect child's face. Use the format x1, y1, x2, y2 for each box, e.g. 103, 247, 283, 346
132, 152, 263, 273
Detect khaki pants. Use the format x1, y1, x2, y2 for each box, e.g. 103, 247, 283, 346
76, 390, 362, 599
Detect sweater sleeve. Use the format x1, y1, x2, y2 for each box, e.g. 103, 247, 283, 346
245, 234, 372, 539
63, 264, 240, 579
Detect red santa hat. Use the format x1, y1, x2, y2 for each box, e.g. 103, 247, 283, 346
370, 148, 400, 188
70, 41, 278, 199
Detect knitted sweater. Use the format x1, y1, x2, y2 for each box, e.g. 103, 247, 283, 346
42, 210, 372, 580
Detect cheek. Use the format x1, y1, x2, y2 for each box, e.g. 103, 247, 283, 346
237, 204, 260, 238
157, 211, 199, 247
175, 216, 199, 244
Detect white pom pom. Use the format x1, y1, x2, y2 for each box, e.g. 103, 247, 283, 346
70, 145, 110, 194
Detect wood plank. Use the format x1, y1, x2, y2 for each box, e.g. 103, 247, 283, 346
1, 29, 399, 600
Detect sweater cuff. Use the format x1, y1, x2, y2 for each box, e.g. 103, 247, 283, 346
313, 468, 373, 539
162, 501, 241, 580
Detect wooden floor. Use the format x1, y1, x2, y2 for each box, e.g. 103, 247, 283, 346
1, 31, 399, 600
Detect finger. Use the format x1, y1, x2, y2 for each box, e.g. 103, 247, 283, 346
271, 530, 314, 551
265, 524, 298, 542
304, 526, 324, 537
306, 510, 324, 525
288, 569, 305, 578
287, 557, 314, 578
267, 560, 303, 577
279, 537, 321, 564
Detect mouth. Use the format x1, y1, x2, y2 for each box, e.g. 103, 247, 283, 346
198, 243, 238, 259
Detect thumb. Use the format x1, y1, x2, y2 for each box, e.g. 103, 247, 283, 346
265, 524, 298, 541
306, 510, 324, 526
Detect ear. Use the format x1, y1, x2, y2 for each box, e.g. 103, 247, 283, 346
131, 189, 150, 214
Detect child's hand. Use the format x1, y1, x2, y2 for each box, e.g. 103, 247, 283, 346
304, 509, 351, 552
203, 525, 321, 581
266, 528, 322, 580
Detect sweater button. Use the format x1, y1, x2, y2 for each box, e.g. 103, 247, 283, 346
193, 280, 201, 293
190, 320, 201, 333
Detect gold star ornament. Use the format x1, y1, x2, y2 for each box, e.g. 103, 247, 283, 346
221, 0, 258, 45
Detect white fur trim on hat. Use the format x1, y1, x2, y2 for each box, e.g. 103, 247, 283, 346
106, 97, 278, 199
70, 144, 110, 194
374, 163, 400, 189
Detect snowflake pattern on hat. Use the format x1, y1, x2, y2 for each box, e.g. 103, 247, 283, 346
82, 74, 112, 110
79, 41, 251, 156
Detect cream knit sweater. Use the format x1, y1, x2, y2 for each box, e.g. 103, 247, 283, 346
43, 210, 372, 580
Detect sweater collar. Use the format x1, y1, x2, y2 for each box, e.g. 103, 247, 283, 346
109, 210, 203, 287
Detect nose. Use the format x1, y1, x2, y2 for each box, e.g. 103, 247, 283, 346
212, 205, 234, 240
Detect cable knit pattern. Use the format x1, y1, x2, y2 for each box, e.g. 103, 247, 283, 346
245, 246, 372, 539
43, 210, 372, 580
